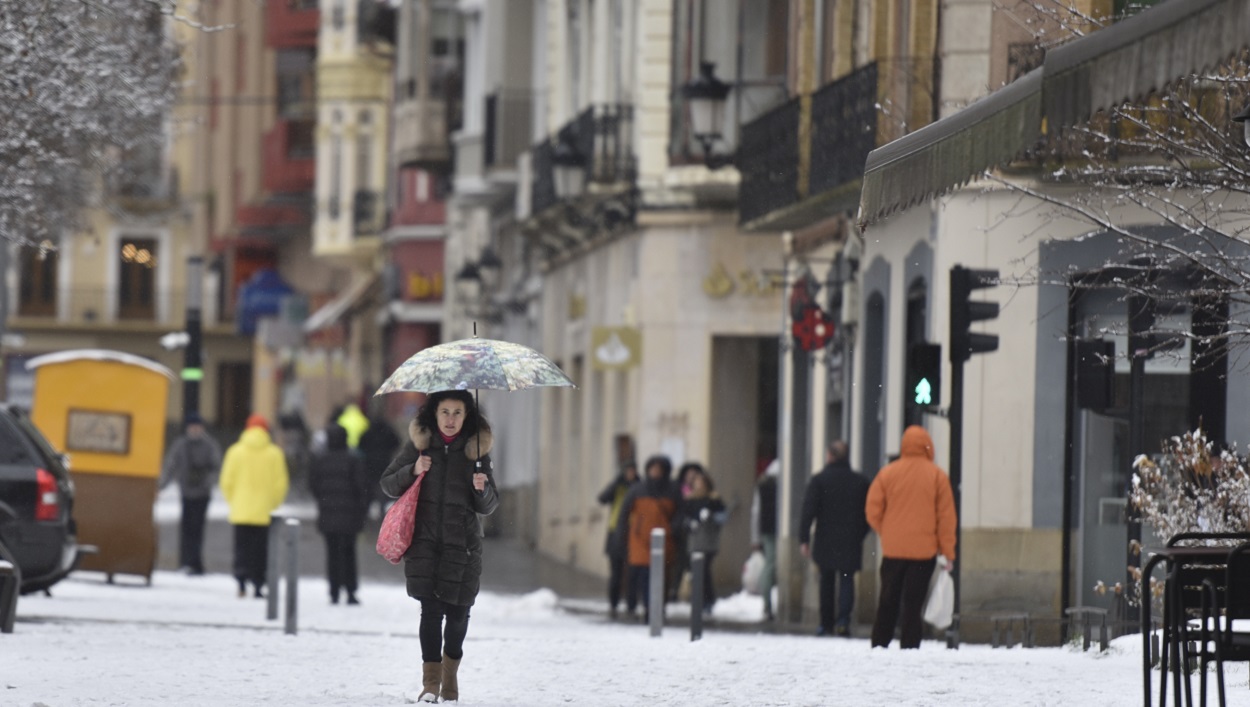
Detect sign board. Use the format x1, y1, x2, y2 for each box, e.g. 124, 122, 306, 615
591, 327, 641, 371
66, 408, 132, 455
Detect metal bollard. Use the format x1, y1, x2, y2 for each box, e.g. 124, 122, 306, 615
690, 552, 705, 642
649, 528, 664, 637
284, 518, 299, 636
266, 515, 282, 621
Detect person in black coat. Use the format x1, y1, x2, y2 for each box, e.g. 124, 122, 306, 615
359, 413, 402, 518
596, 459, 639, 619
799, 440, 870, 636
308, 424, 371, 605
379, 390, 500, 704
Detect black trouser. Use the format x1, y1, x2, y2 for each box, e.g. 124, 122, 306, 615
871, 557, 936, 648
179, 496, 210, 573
232, 524, 270, 593
692, 551, 717, 610
419, 598, 471, 662
607, 550, 627, 610
323, 533, 358, 598
819, 567, 856, 632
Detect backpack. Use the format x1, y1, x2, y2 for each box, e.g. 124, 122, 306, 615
184, 438, 217, 487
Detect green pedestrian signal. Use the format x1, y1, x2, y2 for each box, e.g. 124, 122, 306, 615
906, 343, 941, 408
914, 377, 933, 405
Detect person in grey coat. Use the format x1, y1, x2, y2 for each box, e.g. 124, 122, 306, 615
799, 440, 870, 636
379, 390, 499, 704
677, 465, 727, 613
159, 413, 223, 576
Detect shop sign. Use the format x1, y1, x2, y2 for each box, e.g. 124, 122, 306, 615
591, 326, 641, 371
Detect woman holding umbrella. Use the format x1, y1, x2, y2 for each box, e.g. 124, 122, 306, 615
380, 389, 499, 704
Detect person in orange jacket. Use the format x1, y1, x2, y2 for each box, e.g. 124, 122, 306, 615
866, 425, 957, 648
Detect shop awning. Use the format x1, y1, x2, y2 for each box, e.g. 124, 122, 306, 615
859, 68, 1041, 226
859, 0, 1250, 227
303, 274, 380, 334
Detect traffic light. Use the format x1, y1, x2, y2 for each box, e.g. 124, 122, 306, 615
907, 343, 942, 407
950, 266, 999, 363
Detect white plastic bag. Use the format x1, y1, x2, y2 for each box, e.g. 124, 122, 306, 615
924, 562, 954, 630
741, 550, 765, 596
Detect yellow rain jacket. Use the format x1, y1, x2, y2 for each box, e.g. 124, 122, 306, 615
219, 427, 290, 526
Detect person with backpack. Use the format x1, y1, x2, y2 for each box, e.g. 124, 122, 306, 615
159, 413, 223, 576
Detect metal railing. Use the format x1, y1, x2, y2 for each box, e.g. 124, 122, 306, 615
562, 103, 636, 185
737, 96, 801, 225
809, 62, 879, 196
530, 137, 557, 215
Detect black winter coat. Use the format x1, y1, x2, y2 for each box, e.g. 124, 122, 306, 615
798, 459, 870, 571
308, 426, 371, 535
379, 421, 499, 607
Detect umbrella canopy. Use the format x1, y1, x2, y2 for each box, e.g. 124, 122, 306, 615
375, 337, 576, 395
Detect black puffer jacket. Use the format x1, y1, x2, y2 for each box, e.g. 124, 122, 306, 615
379, 421, 499, 606
308, 426, 371, 535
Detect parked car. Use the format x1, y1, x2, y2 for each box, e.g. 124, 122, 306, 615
0, 404, 80, 594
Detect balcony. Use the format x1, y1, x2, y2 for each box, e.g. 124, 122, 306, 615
353, 190, 385, 236
738, 60, 924, 231
529, 138, 557, 216
484, 89, 534, 173
262, 119, 315, 194
266, 0, 319, 49
564, 104, 636, 185
236, 195, 311, 244
395, 95, 453, 169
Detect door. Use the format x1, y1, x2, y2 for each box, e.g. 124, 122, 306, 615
1076, 411, 1129, 610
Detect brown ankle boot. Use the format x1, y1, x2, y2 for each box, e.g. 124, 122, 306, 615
418, 661, 441, 703
440, 653, 461, 702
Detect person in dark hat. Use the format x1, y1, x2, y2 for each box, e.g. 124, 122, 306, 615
159, 413, 223, 575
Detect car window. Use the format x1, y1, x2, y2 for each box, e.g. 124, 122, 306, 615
0, 412, 37, 466
9, 410, 68, 479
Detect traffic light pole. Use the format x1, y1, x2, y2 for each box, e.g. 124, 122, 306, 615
948, 353, 965, 648
183, 255, 204, 420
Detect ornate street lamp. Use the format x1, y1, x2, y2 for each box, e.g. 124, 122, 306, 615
477, 246, 503, 291
681, 61, 732, 165
551, 138, 586, 200
454, 260, 481, 305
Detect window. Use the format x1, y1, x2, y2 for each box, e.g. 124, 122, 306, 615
329, 110, 343, 219
118, 237, 157, 320
18, 241, 58, 317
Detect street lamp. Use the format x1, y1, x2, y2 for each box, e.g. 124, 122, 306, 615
551, 138, 586, 200
681, 61, 732, 166
454, 260, 481, 305
477, 246, 502, 291
1234, 103, 1250, 148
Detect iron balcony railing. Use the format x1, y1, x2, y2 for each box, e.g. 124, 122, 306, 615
530, 103, 637, 218
809, 62, 879, 196
530, 138, 557, 216
737, 96, 801, 226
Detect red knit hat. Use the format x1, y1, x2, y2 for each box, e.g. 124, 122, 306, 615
245, 413, 269, 432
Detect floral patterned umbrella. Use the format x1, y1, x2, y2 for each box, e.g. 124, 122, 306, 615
374, 337, 576, 395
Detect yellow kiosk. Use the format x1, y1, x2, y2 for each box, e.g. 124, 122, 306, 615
26, 350, 175, 584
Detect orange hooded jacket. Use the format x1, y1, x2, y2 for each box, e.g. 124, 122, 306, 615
865, 425, 958, 561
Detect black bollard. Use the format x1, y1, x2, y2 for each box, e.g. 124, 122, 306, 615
690, 552, 704, 642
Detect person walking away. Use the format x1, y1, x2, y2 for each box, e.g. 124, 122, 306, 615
751, 459, 780, 621
219, 413, 290, 598
379, 390, 499, 704
596, 459, 639, 619
866, 425, 957, 649
336, 402, 370, 450
799, 440, 870, 636
308, 424, 371, 605
359, 412, 402, 519
614, 455, 678, 623
679, 466, 727, 614
159, 413, 223, 575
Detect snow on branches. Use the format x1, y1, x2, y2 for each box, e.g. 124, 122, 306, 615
0, 1, 181, 245
1131, 427, 1250, 542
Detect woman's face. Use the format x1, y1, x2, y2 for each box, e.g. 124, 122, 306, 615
690, 473, 708, 496
436, 399, 467, 437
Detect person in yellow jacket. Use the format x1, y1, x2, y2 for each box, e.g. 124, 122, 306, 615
866, 425, 957, 649
336, 403, 370, 450
219, 413, 290, 598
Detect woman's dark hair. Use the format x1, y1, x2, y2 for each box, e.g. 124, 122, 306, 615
416, 390, 487, 437
643, 454, 672, 479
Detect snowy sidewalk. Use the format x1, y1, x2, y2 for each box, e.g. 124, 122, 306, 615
8, 570, 1248, 706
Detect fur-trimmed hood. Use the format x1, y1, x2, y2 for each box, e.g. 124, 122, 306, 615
409, 420, 493, 461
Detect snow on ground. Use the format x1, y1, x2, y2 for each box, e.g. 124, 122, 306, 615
8, 571, 1249, 706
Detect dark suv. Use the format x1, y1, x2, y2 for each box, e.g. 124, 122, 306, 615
0, 404, 79, 594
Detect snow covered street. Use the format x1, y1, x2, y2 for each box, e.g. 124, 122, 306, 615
7, 570, 1248, 706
